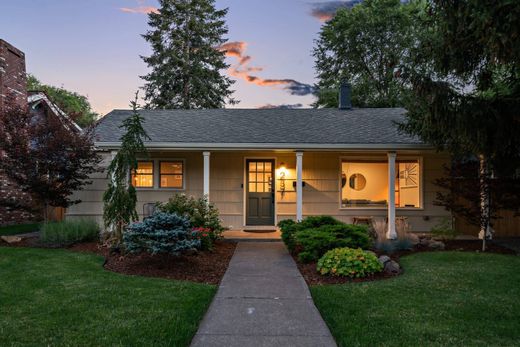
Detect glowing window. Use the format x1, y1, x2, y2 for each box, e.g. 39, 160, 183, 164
341, 160, 420, 208
132, 161, 154, 188
160, 161, 184, 188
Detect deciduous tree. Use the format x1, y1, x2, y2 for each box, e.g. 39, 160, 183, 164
0, 101, 100, 220
27, 74, 98, 127
313, 0, 421, 107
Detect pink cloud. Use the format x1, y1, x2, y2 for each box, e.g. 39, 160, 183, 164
218, 41, 315, 96
119, 6, 158, 14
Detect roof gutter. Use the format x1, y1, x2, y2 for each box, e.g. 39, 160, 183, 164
94, 141, 434, 151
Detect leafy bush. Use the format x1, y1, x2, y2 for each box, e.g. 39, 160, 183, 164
40, 219, 99, 246
295, 224, 372, 263
123, 212, 200, 255
431, 217, 458, 240
317, 247, 383, 278
192, 227, 214, 251
158, 194, 225, 246
278, 215, 343, 253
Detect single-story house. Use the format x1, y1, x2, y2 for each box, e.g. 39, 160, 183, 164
67, 88, 451, 238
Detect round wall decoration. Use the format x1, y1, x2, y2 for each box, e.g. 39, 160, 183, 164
349, 173, 366, 191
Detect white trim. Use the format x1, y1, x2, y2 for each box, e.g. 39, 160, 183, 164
243, 156, 278, 227
134, 158, 186, 191
203, 151, 210, 200
296, 152, 303, 222
96, 142, 432, 151
28, 92, 83, 132
387, 152, 397, 239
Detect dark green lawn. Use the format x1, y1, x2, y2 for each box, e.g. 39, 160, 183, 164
0, 223, 41, 236
0, 247, 216, 346
311, 252, 520, 347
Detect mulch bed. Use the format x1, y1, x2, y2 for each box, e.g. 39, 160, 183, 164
295, 257, 398, 285
69, 240, 237, 285
296, 239, 516, 286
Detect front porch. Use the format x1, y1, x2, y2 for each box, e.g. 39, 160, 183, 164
67, 149, 451, 235
161, 150, 438, 238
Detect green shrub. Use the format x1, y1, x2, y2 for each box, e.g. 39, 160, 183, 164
278, 219, 298, 252
298, 215, 343, 229
123, 212, 200, 255
294, 224, 372, 262
40, 219, 99, 246
158, 194, 225, 246
317, 247, 383, 278
278, 216, 343, 253
430, 217, 458, 240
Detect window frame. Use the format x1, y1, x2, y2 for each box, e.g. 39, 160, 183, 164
338, 155, 424, 210
159, 160, 185, 190
132, 160, 155, 189
132, 158, 186, 191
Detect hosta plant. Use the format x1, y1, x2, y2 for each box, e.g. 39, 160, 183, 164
317, 247, 383, 278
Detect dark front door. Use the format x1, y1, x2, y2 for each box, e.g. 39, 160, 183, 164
246, 159, 275, 226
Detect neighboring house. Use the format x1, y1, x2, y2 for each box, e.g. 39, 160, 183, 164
68, 86, 452, 236
0, 39, 80, 225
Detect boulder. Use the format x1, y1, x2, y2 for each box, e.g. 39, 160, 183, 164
1, 235, 22, 244
419, 237, 430, 247
378, 255, 391, 266
408, 233, 420, 246
428, 240, 445, 250
384, 260, 401, 274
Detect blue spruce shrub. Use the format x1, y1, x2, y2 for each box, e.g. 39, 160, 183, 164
123, 212, 200, 255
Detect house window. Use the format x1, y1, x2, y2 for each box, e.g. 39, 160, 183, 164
341, 159, 421, 208
132, 161, 154, 188
160, 161, 184, 188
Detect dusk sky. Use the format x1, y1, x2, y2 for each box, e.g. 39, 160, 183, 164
0, 0, 351, 116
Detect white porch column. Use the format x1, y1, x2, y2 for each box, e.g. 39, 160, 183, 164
387, 152, 397, 239
296, 151, 303, 222
203, 151, 210, 201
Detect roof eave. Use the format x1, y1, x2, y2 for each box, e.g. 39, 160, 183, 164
94, 141, 433, 151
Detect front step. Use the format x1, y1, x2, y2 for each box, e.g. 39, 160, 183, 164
223, 229, 281, 242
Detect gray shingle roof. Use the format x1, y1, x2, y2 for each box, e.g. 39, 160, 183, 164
94, 108, 425, 149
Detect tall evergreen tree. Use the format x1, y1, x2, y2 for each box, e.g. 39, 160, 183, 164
400, 1, 520, 250
141, 0, 236, 109
103, 92, 150, 243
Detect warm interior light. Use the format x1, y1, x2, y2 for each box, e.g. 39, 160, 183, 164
278, 162, 287, 177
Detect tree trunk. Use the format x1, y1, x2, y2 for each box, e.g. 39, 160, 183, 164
479, 154, 491, 251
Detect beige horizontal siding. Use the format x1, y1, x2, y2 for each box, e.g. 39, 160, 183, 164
67, 150, 451, 232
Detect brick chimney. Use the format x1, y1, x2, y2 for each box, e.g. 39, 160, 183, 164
0, 39, 27, 112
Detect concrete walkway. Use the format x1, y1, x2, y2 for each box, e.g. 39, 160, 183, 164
191, 242, 336, 347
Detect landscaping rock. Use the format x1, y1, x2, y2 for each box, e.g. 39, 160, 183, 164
1, 235, 22, 244
378, 255, 391, 266
384, 260, 401, 274
408, 233, 420, 246
419, 237, 430, 247
428, 240, 445, 250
